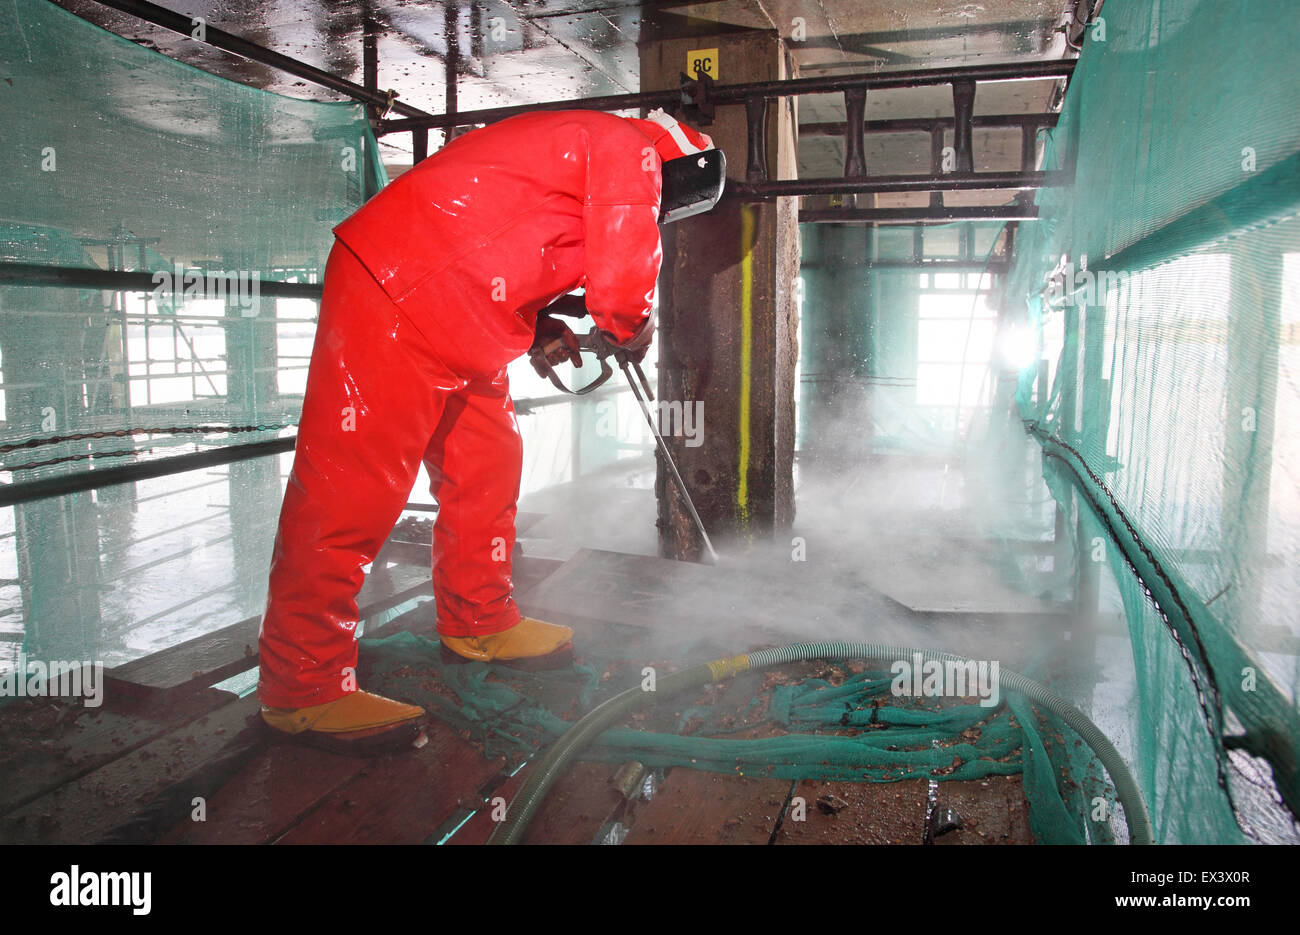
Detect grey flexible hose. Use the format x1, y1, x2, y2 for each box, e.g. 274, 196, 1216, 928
486, 642, 1153, 845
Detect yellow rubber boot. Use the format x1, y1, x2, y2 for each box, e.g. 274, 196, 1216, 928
261, 690, 426, 756
440, 617, 574, 669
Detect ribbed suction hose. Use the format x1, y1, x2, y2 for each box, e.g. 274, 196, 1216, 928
486, 642, 1153, 846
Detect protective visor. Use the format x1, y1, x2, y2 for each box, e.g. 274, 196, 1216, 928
659, 148, 726, 224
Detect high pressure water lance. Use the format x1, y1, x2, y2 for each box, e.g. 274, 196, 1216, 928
618, 355, 719, 564
529, 315, 718, 564
524, 139, 725, 562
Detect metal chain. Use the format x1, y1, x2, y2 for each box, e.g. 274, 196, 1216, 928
0, 423, 293, 455
0, 423, 294, 473
4, 447, 160, 473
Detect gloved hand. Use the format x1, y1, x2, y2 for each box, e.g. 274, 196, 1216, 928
530, 312, 583, 379
595, 311, 655, 364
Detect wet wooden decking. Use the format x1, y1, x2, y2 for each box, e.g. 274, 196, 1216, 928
0, 538, 1035, 846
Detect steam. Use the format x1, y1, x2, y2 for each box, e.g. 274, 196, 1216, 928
515, 400, 1059, 671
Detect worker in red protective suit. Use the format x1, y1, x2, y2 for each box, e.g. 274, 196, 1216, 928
257, 108, 721, 753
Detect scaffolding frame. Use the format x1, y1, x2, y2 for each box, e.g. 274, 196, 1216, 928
2, 1, 1076, 506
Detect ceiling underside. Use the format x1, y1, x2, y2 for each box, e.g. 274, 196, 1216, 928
52, 0, 1081, 200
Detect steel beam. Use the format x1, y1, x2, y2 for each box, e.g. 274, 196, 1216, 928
801, 205, 1039, 224
88, 0, 432, 119
951, 79, 977, 173
805, 259, 1009, 271
0, 436, 296, 508
378, 60, 1076, 135
842, 88, 867, 177
445, 3, 461, 139
801, 113, 1058, 136
734, 170, 1055, 198
745, 97, 769, 183
0, 263, 323, 299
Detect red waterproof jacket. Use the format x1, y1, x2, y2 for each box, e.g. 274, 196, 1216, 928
333, 110, 664, 378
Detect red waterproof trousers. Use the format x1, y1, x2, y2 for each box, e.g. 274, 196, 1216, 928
257, 242, 524, 708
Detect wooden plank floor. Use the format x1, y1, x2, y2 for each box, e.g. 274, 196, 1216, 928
271, 719, 507, 845
775, 779, 931, 845
622, 771, 790, 845
932, 775, 1034, 845
158, 742, 379, 844
0, 688, 235, 818
1, 695, 258, 845
1, 544, 1038, 846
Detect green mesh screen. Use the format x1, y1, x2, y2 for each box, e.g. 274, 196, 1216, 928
356, 630, 1115, 845
3, 0, 1296, 847
997, 0, 1300, 842
0, 0, 647, 678
793, 0, 1299, 845
0, 0, 385, 485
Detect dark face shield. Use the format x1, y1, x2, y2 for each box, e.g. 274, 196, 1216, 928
659, 148, 726, 224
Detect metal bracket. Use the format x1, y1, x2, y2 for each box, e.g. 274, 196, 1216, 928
678, 68, 716, 126
376, 88, 400, 119
528, 330, 617, 396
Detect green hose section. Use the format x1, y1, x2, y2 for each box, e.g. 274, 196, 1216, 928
485, 642, 1153, 845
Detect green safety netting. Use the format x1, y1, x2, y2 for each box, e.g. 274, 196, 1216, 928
791, 0, 1300, 845
0, 0, 385, 482
1, 0, 1294, 849
357, 630, 1117, 844
0, 0, 639, 678
997, 0, 1300, 843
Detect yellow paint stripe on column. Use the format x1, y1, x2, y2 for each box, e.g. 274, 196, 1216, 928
737, 204, 755, 523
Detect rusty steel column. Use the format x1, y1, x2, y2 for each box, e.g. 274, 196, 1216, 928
640, 31, 799, 560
